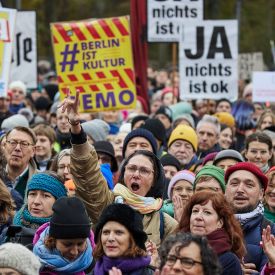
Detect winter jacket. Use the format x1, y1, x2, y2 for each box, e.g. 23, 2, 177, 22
71, 141, 178, 248
264, 207, 275, 223
242, 215, 275, 272
219, 252, 242, 275
90, 266, 154, 275
196, 143, 221, 160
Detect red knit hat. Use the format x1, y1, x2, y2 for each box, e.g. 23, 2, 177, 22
225, 162, 268, 191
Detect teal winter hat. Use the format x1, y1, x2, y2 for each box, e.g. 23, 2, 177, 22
27, 173, 67, 199
194, 165, 225, 192
170, 101, 193, 121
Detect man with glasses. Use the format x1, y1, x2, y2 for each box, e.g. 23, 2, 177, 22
2, 126, 38, 209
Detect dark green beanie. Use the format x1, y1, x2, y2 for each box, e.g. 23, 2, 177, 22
194, 165, 225, 192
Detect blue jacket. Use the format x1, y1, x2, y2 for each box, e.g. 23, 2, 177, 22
219, 251, 242, 275
242, 215, 275, 272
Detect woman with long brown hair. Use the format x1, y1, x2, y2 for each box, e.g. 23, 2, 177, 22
178, 191, 246, 275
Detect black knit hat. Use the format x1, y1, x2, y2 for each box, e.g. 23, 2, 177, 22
95, 203, 147, 250
131, 115, 149, 130
94, 141, 118, 172
160, 153, 181, 171
49, 197, 91, 239
155, 106, 173, 122
141, 118, 166, 145
34, 96, 52, 111
122, 128, 158, 158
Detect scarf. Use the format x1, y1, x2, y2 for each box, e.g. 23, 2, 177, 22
235, 202, 264, 226
206, 228, 232, 255
33, 226, 92, 274
113, 183, 162, 214
94, 255, 151, 275
13, 205, 51, 229
261, 163, 270, 174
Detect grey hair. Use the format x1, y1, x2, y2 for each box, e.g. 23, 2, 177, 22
196, 115, 221, 134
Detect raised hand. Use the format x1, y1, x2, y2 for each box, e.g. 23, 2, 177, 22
173, 194, 184, 223
262, 225, 275, 267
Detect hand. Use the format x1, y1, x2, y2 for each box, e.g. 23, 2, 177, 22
109, 267, 122, 275
146, 240, 159, 267
262, 225, 275, 267
154, 266, 172, 275
172, 194, 184, 223
241, 262, 257, 274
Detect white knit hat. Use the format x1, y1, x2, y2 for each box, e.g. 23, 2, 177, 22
0, 243, 41, 275
9, 80, 27, 95
167, 170, 195, 199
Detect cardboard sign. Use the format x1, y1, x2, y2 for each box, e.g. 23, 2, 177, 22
0, 7, 16, 96
148, 0, 203, 42
179, 20, 238, 101
51, 16, 136, 112
253, 72, 275, 103
10, 11, 37, 88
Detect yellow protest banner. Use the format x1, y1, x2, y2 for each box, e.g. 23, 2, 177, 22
51, 16, 136, 112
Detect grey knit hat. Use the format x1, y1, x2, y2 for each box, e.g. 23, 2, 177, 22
81, 119, 110, 142
1, 114, 29, 130
0, 243, 41, 275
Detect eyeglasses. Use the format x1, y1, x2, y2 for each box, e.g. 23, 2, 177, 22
125, 164, 154, 177
166, 255, 202, 269
6, 139, 34, 149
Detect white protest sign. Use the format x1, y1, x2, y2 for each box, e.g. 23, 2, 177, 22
0, 7, 16, 96
253, 72, 275, 103
10, 11, 37, 88
239, 52, 264, 80
179, 20, 238, 101
147, 0, 203, 42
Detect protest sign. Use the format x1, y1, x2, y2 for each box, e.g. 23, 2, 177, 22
148, 0, 203, 42
10, 11, 37, 88
238, 52, 264, 81
0, 7, 16, 96
253, 72, 275, 103
51, 16, 136, 112
179, 20, 238, 101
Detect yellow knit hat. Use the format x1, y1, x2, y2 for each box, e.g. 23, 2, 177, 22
168, 125, 198, 151
213, 112, 235, 128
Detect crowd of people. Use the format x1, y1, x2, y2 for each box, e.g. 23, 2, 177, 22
1, 61, 275, 274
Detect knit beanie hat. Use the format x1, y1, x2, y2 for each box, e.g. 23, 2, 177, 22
167, 170, 195, 199
194, 165, 226, 192
141, 118, 166, 144
225, 162, 268, 191
213, 112, 235, 128
155, 106, 173, 122
202, 152, 218, 166
94, 140, 118, 172
34, 96, 52, 111
9, 80, 27, 95
0, 242, 41, 275
95, 203, 147, 250
1, 114, 29, 130
131, 115, 148, 129
170, 101, 193, 121
49, 197, 91, 239
213, 149, 244, 166
18, 108, 34, 123
81, 119, 110, 142
122, 128, 158, 157
173, 114, 195, 129
160, 153, 181, 171
168, 124, 198, 151
27, 173, 67, 199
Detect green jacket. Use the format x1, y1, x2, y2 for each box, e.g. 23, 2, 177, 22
161, 200, 174, 218
264, 206, 275, 223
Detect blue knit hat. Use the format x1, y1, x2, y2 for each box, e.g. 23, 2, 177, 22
122, 128, 158, 157
27, 173, 67, 199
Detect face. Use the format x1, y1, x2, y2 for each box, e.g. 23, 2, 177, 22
208, 100, 216, 114
101, 221, 130, 258
215, 158, 238, 172
219, 127, 233, 149
265, 175, 275, 211
124, 154, 154, 196
57, 155, 72, 181
113, 132, 127, 163
124, 137, 153, 158
190, 200, 223, 236
216, 101, 231, 113
197, 123, 218, 151
195, 178, 223, 194
102, 111, 120, 123
27, 190, 55, 218
0, 97, 10, 111
56, 108, 70, 134
150, 100, 162, 115
155, 114, 171, 130
261, 115, 273, 130
4, 130, 35, 171
11, 87, 25, 105
245, 141, 272, 169
97, 153, 112, 166
163, 242, 204, 275
168, 140, 195, 166
225, 170, 264, 213
0, 268, 21, 275
195, 102, 207, 117
35, 135, 52, 160
56, 239, 87, 261
164, 165, 178, 180
163, 93, 176, 106
172, 180, 193, 206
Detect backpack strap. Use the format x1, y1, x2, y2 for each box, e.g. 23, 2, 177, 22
159, 210, 165, 241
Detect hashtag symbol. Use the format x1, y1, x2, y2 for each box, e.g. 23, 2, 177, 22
59, 44, 79, 72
